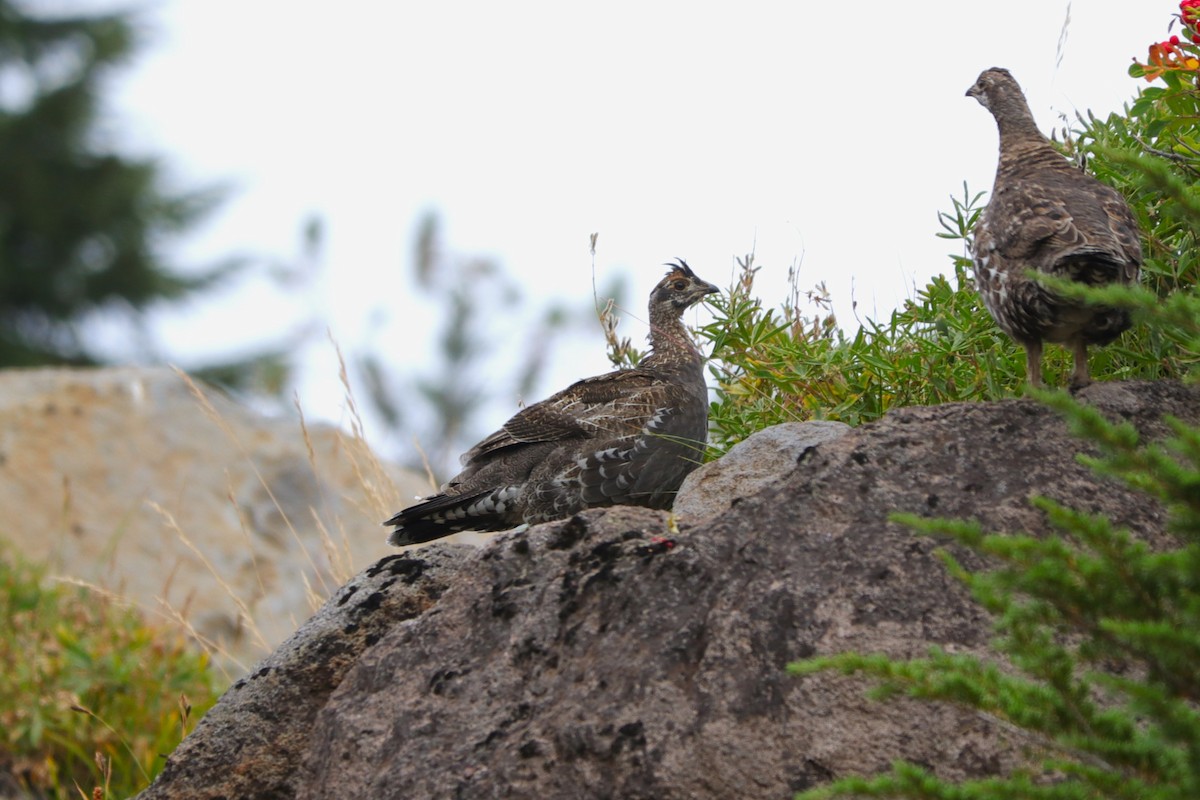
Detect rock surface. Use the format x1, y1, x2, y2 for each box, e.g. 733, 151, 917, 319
140, 544, 472, 800
0, 366, 428, 669
137, 381, 1199, 799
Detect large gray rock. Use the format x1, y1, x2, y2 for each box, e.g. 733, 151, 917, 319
137, 380, 1199, 799
0, 366, 429, 669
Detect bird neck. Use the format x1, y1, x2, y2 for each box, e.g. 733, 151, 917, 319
994, 99, 1050, 151
989, 97, 1073, 179
642, 307, 703, 371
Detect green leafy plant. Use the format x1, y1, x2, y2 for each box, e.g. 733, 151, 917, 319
0, 547, 222, 798
697, 195, 1026, 457
698, 7, 1200, 459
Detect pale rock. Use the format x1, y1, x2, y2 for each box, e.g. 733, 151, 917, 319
0, 366, 428, 670
674, 420, 851, 523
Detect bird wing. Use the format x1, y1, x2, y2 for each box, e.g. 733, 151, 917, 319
573, 395, 704, 509
985, 186, 1078, 262
461, 367, 662, 464
1099, 189, 1143, 281
987, 172, 1141, 278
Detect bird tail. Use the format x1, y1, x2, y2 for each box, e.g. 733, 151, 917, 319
384, 487, 520, 546
1054, 246, 1137, 286
1051, 246, 1136, 346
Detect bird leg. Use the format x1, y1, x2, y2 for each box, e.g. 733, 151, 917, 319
1023, 340, 1044, 388
1068, 339, 1092, 391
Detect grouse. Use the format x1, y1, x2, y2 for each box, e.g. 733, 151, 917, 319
385, 259, 719, 546
967, 67, 1141, 388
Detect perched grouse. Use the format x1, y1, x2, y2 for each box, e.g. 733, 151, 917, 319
967, 67, 1141, 388
385, 260, 719, 546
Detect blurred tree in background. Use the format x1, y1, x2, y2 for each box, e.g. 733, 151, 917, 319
0, 0, 294, 388
0, 0, 633, 475
358, 212, 631, 480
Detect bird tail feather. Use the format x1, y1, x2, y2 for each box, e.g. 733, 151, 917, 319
1054, 246, 1133, 286
385, 489, 515, 546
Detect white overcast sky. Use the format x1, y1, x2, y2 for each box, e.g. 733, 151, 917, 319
77, 1, 1170, 454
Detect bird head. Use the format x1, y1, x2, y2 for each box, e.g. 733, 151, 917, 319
966, 67, 1023, 112
651, 259, 720, 315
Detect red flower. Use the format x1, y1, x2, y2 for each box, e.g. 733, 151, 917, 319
1182, 0, 1200, 42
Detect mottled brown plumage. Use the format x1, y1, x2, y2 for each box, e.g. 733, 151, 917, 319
967, 67, 1142, 388
385, 260, 719, 546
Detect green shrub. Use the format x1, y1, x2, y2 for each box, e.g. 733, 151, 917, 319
0, 546, 222, 798
697, 193, 1052, 456
697, 10, 1199, 458
699, 173, 1196, 456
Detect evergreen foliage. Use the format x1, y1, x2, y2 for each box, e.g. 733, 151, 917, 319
0, 1, 231, 366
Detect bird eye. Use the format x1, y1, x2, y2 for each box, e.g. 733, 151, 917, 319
672, 280, 687, 290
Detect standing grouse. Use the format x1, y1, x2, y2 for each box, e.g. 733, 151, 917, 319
385, 259, 719, 546
967, 67, 1141, 388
